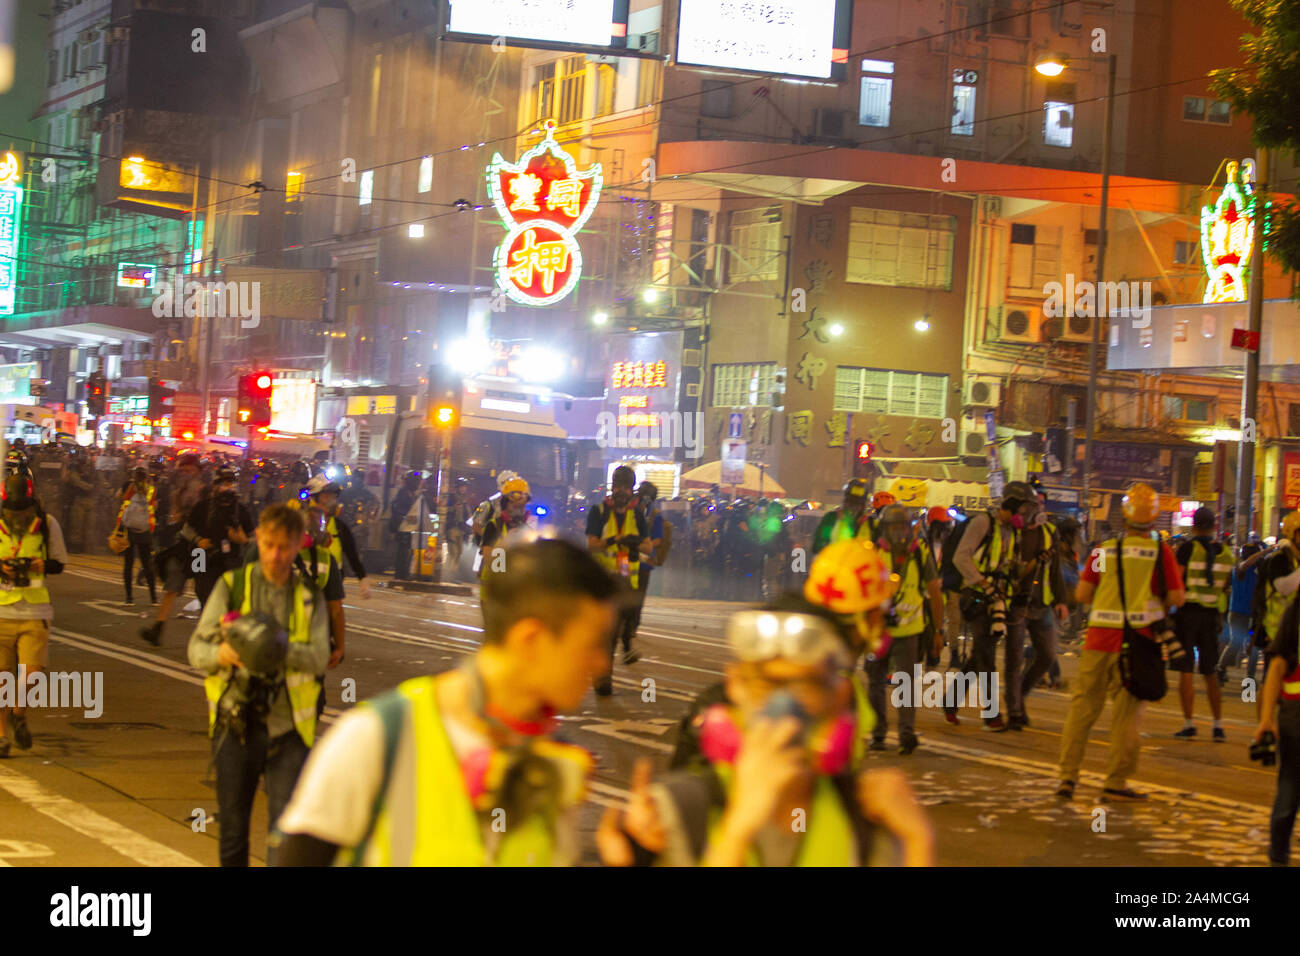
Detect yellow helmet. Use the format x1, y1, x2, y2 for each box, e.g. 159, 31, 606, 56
501, 477, 530, 499
1282, 511, 1300, 540
804, 539, 897, 615
1121, 482, 1160, 528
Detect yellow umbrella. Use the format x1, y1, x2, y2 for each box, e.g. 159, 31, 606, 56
681, 460, 787, 497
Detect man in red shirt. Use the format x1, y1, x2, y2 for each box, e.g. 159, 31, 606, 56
1056, 482, 1184, 801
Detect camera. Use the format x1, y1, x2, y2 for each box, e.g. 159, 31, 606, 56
1250, 730, 1277, 766
2, 557, 33, 588
1151, 617, 1185, 661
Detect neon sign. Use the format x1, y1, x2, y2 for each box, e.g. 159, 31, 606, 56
611, 361, 668, 388
0, 151, 22, 315
486, 119, 602, 307
116, 262, 157, 289
1201, 160, 1266, 304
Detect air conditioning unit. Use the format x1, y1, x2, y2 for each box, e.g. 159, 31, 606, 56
998, 300, 1044, 343
1058, 312, 1094, 344
964, 375, 1002, 408
960, 412, 990, 457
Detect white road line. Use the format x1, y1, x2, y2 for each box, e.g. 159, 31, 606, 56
0, 765, 204, 867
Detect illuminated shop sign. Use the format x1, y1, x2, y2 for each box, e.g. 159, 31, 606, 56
1201, 160, 1268, 304
0, 151, 23, 315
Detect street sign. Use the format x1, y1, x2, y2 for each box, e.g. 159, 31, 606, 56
728, 412, 742, 438
984, 410, 996, 443
721, 438, 746, 485
1230, 328, 1260, 351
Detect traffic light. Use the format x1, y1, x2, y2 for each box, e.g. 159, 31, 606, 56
853, 439, 875, 479
427, 363, 461, 429
86, 373, 107, 417
237, 371, 273, 429
148, 377, 176, 422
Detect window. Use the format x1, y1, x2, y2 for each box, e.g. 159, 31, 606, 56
859, 60, 893, 128
533, 62, 556, 121
1184, 96, 1231, 124
1173, 240, 1194, 265
952, 83, 976, 136
285, 170, 303, 204
1007, 223, 1061, 290
834, 367, 949, 418
1043, 101, 1074, 148
1288, 403, 1300, 437
728, 206, 782, 283
846, 208, 955, 290
358, 169, 373, 206
712, 363, 777, 408
701, 80, 734, 118
637, 40, 660, 107
1162, 396, 1211, 422
47, 51, 58, 86
595, 63, 616, 116
418, 155, 433, 193
556, 55, 586, 125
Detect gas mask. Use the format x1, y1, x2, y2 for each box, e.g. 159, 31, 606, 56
699, 692, 856, 777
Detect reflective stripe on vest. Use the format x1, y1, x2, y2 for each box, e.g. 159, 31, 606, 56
1037, 524, 1055, 607
1265, 574, 1295, 640
1283, 660, 1300, 701
326, 516, 343, 570
300, 545, 332, 591
0, 519, 49, 606
710, 764, 855, 866
202, 563, 319, 746
1086, 537, 1165, 629
594, 506, 639, 589
1183, 538, 1233, 610
343, 675, 558, 866
976, 515, 1012, 576
851, 673, 875, 764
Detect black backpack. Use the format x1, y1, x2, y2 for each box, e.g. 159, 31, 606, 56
938, 512, 994, 592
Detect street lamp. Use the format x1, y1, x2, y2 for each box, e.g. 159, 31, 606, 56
592, 310, 609, 325
1037, 50, 1117, 529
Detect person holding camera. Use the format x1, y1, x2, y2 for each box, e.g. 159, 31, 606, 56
1005, 496, 1068, 730
187, 504, 330, 867
1056, 483, 1184, 802
945, 482, 1031, 729
0, 472, 68, 758
116, 466, 157, 606
182, 466, 255, 606
479, 477, 532, 584
1171, 507, 1235, 740
586, 466, 650, 692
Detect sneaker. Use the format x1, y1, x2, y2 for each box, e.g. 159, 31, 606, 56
1102, 787, 1148, 802
944, 710, 960, 726
140, 621, 163, 646
622, 648, 641, 665
11, 713, 31, 750
1056, 780, 1075, 800
1173, 726, 1197, 739
594, 679, 613, 697
0, 737, 8, 759
899, 737, 919, 756
1213, 727, 1226, 742
868, 739, 887, 751
1007, 714, 1026, 732
984, 716, 1007, 732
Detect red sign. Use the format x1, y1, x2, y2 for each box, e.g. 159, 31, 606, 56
1230, 328, 1260, 351
169, 392, 203, 439
1284, 452, 1300, 510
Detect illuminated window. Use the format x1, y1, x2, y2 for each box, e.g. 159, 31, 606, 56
859, 60, 893, 128
1207, 100, 1231, 125
952, 83, 976, 136
418, 155, 432, 193
359, 169, 373, 206
368, 52, 383, 137
636, 48, 660, 108
1007, 222, 1060, 290
847, 208, 955, 290
712, 363, 777, 408
728, 206, 782, 283
1043, 101, 1074, 148
286, 170, 303, 203
835, 368, 948, 419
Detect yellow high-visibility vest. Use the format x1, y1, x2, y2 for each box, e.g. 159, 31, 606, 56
0, 517, 48, 606
593, 505, 640, 589
1086, 536, 1165, 630
1181, 538, 1233, 612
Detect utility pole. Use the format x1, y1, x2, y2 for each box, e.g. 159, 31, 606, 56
1235, 148, 1269, 543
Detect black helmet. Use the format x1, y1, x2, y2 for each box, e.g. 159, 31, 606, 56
843, 478, 869, 499
3, 471, 34, 506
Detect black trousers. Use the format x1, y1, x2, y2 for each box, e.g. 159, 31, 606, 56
213, 722, 310, 867
1270, 699, 1300, 865
122, 529, 156, 602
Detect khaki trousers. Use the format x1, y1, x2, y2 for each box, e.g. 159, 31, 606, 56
1058, 648, 1144, 790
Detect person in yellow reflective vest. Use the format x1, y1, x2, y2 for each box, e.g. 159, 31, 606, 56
586, 465, 650, 693
273, 538, 619, 866
187, 503, 330, 867
811, 479, 869, 556
305, 475, 371, 600
867, 505, 943, 754
0, 471, 69, 759
1056, 482, 1185, 802
1253, 574, 1300, 864
1257, 513, 1300, 674
1171, 507, 1235, 740
598, 606, 934, 867
1005, 499, 1068, 730
480, 477, 531, 584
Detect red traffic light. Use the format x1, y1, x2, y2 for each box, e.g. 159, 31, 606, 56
255, 374, 272, 391
856, 440, 874, 461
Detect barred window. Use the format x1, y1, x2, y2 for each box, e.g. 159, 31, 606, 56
846, 208, 955, 290
834, 367, 948, 419
712, 363, 777, 408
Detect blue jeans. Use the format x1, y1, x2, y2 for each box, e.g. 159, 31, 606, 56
213, 721, 310, 867
1218, 612, 1260, 682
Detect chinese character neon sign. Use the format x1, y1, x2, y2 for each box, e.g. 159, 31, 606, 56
486, 119, 602, 307
611, 361, 668, 389
1201, 160, 1266, 304
0, 151, 22, 316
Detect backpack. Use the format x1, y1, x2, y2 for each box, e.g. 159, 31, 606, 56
938, 512, 994, 592
123, 491, 151, 532
471, 496, 499, 546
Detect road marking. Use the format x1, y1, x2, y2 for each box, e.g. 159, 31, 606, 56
0, 764, 204, 866
573, 717, 677, 754
79, 599, 142, 618
0, 839, 54, 866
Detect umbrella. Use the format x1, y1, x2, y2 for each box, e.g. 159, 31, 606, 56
680, 460, 786, 497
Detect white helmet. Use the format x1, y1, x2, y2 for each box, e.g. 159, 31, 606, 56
496, 470, 520, 492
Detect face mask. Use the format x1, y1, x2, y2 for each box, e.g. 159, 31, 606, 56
698, 693, 856, 777
1009, 514, 1025, 530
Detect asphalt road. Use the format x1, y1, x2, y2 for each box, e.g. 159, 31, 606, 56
0, 554, 1279, 867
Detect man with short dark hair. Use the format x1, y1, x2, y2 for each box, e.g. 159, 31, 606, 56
188, 503, 331, 866
1172, 507, 1234, 739
274, 539, 618, 866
